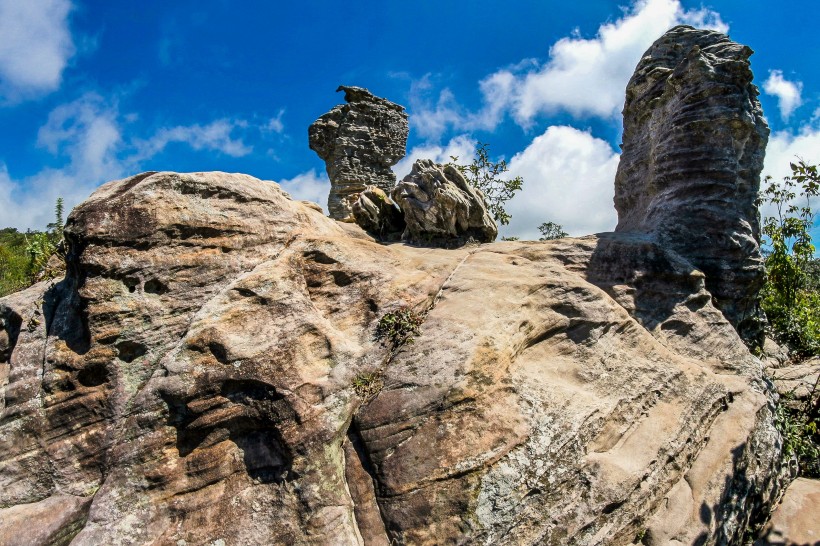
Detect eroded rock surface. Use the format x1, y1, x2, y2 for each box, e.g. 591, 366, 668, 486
309, 86, 408, 220
351, 185, 406, 237
755, 478, 820, 545
614, 25, 769, 346
391, 159, 497, 244
0, 170, 784, 545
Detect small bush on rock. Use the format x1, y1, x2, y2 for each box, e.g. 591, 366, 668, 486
375, 306, 423, 348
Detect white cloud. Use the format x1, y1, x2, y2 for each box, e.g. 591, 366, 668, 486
502, 126, 620, 240
264, 109, 286, 134
763, 70, 803, 121
410, 0, 727, 138
0, 0, 75, 101
392, 135, 477, 181
133, 119, 252, 160
760, 123, 820, 222
1, 93, 126, 230
277, 169, 330, 212
1, 93, 272, 230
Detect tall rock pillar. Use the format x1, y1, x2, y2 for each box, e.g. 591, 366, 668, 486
309, 86, 409, 220
614, 25, 769, 346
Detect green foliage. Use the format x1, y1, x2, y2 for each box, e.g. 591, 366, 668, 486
375, 306, 424, 349
0, 233, 30, 297
774, 386, 820, 478
450, 142, 523, 226
758, 159, 820, 356
352, 372, 384, 399
500, 236, 519, 241
25, 232, 57, 280
537, 221, 567, 241
0, 198, 66, 297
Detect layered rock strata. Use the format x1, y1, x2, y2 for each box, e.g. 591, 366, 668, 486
614, 25, 769, 346
0, 171, 784, 545
391, 159, 498, 244
309, 86, 408, 220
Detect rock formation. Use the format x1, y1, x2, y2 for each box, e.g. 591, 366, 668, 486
309, 86, 408, 220
0, 169, 785, 545
0, 27, 790, 546
391, 159, 498, 244
614, 25, 769, 347
351, 186, 406, 237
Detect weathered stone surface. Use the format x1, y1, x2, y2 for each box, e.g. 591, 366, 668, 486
391, 159, 498, 244
614, 25, 769, 347
309, 86, 408, 220
0, 171, 784, 545
755, 478, 820, 545
351, 185, 406, 237
766, 357, 819, 407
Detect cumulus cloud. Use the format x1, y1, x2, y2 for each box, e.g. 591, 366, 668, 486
760, 123, 820, 223
277, 169, 330, 211
410, 0, 727, 138
763, 70, 803, 121
133, 119, 253, 160
1, 93, 272, 230
392, 135, 477, 180
1, 94, 126, 230
0, 0, 75, 101
502, 126, 621, 240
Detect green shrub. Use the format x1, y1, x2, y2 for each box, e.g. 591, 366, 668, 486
775, 389, 820, 477
758, 159, 819, 356
375, 306, 424, 348
450, 142, 524, 226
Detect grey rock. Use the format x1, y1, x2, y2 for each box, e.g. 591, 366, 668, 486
309, 86, 408, 220
351, 186, 405, 237
391, 159, 498, 244
614, 25, 769, 347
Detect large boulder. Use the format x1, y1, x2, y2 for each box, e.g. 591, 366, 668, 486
309, 86, 408, 220
0, 170, 785, 545
614, 25, 769, 347
391, 159, 498, 244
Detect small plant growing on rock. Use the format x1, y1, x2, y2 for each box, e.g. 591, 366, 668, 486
352, 372, 384, 400
375, 306, 423, 348
538, 221, 567, 241
450, 142, 523, 226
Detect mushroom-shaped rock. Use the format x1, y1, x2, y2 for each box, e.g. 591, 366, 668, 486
308, 86, 408, 220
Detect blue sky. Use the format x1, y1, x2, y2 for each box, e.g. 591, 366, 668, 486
0, 0, 818, 243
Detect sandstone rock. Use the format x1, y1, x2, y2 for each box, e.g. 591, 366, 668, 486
309, 86, 408, 220
614, 25, 769, 347
391, 159, 498, 244
755, 478, 820, 545
766, 357, 819, 407
351, 185, 405, 237
0, 170, 784, 545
